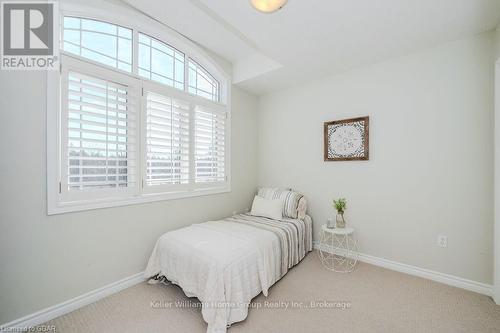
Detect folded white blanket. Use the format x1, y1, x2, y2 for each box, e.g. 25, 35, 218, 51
144, 220, 280, 333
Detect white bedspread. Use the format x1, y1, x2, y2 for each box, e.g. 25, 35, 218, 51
144, 220, 281, 333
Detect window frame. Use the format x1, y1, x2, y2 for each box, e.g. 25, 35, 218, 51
47, 3, 231, 215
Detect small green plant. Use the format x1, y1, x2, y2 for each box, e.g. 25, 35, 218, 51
333, 198, 347, 214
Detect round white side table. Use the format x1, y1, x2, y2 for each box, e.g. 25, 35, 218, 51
318, 224, 359, 273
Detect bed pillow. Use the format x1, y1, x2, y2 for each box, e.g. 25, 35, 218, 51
257, 187, 304, 219
297, 197, 308, 220
250, 195, 283, 220
257, 187, 291, 198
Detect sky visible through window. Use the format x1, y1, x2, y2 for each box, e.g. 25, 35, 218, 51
63, 17, 132, 73
188, 60, 219, 102
138, 33, 185, 90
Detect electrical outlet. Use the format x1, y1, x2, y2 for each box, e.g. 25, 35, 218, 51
437, 235, 447, 248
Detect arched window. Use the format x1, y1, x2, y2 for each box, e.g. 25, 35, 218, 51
49, 8, 230, 214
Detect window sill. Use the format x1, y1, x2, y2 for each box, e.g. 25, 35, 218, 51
47, 186, 231, 215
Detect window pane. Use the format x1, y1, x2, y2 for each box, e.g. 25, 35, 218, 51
151, 49, 173, 78
138, 33, 150, 45
63, 42, 79, 55
138, 33, 184, 90
138, 43, 151, 72
118, 27, 132, 39
175, 60, 184, 83
188, 59, 219, 102
118, 38, 132, 63
81, 19, 117, 35
81, 49, 116, 68
64, 29, 80, 45
151, 38, 173, 56
63, 17, 132, 72
63, 16, 80, 29
81, 31, 117, 58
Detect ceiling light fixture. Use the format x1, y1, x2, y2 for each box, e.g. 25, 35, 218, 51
250, 0, 288, 13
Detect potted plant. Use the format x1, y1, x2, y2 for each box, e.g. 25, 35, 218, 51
333, 198, 347, 228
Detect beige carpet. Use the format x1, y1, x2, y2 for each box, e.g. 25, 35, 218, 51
40, 252, 500, 333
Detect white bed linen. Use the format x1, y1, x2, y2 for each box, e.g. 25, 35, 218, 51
144, 220, 281, 333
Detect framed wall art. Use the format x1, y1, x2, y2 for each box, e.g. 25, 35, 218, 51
324, 116, 369, 161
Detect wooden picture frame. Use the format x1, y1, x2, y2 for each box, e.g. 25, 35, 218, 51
324, 116, 369, 161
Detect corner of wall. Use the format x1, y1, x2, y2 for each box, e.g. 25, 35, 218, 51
493, 23, 500, 304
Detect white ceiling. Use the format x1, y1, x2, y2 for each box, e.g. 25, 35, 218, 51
123, 0, 500, 95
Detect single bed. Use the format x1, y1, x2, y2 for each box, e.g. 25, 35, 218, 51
144, 212, 313, 333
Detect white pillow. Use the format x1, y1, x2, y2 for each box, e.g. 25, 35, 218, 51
250, 195, 282, 220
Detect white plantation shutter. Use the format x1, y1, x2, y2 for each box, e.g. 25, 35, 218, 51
62, 60, 140, 196
51, 47, 229, 213
194, 106, 227, 183
145, 91, 190, 186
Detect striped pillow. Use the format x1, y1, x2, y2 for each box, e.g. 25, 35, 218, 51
257, 187, 303, 219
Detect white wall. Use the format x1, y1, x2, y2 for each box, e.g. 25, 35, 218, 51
258, 32, 495, 284
0, 69, 258, 324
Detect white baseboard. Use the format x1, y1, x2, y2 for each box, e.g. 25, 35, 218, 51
0, 272, 146, 332
313, 242, 493, 296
